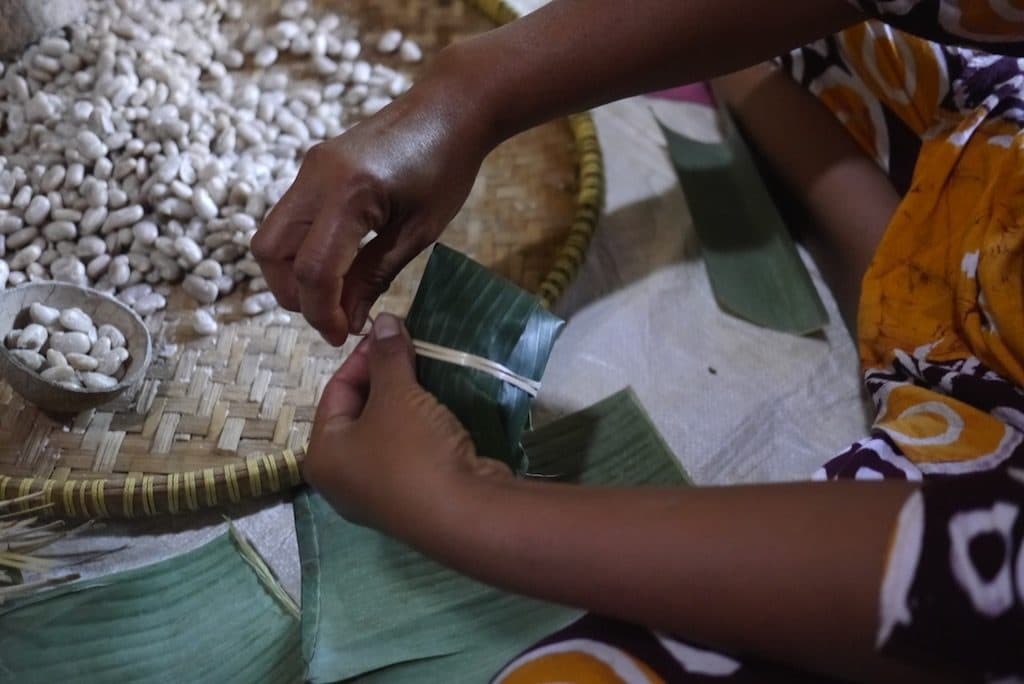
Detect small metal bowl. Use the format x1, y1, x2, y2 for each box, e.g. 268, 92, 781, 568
0, 282, 152, 414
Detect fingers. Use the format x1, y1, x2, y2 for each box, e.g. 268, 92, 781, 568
340, 222, 436, 337
294, 206, 357, 346
366, 314, 418, 401
294, 183, 386, 345
314, 336, 372, 425
251, 182, 309, 312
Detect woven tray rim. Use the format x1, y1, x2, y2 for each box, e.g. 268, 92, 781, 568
1, 0, 604, 519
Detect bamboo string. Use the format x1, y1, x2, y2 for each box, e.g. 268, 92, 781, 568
412, 340, 542, 396
363, 318, 543, 397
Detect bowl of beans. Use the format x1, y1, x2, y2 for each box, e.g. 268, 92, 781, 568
0, 281, 152, 413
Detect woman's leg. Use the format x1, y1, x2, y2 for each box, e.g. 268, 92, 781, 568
712, 64, 900, 333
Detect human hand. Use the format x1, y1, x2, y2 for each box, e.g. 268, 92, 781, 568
303, 313, 512, 535
252, 65, 495, 345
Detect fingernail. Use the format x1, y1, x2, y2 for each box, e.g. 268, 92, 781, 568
374, 313, 401, 340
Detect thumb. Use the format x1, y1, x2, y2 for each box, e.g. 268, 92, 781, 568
367, 313, 418, 399
313, 336, 372, 426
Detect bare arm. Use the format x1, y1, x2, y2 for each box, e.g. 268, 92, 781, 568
452, 0, 863, 142
420, 477, 940, 683
306, 318, 951, 683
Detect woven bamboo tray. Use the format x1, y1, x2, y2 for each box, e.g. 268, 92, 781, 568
0, 0, 604, 518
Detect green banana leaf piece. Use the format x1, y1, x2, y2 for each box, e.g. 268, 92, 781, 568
0, 528, 303, 684
405, 244, 564, 473
659, 110, 828, 335
297, 388, 690, 683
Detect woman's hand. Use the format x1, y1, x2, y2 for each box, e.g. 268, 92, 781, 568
252, 60, 496, 346
303, 313, 511, 535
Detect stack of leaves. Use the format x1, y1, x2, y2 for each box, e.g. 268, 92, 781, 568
405, 244, 564, 472
296, 389, 690, 683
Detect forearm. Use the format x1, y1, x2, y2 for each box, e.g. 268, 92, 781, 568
434, 0, 862, 144
407, 477, 949, 682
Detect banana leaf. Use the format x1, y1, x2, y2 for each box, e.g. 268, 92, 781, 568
405, 244, 564, 472
296, 388, 690, 683
0, 527, 303, 684
659, 110, 828, 335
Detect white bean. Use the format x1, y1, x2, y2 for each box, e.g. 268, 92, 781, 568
7, 227, 39, 250
399, 40, 422, 63
30, 302, 61, 327
90, 336, 112, 357
66, 352, 99, 372
361, 96, 391, 117
50, 331, 92, 355
46, 349, 69, 368
183, 274, 219, 304
76, 236, 107, 259
352, 60, 371, 84
94, 351, 123, 376
341, 39, 361, 60
65, 163, 85, 190
102, 205, 145, 232
242, 291, 277, 315
77, 130, 108, 160
253, 46, 279, 68
97, 321, 127, 348
81, 372, 118, 390
41, 365, 77, 384
133, 292, 167, 316
193, 258, 223, 280
24, 196, 50, 225
87, 254, 112, 279
107, 255, 131, 286
51, 255, 88, 286
10, 244, 42, 270
377, 30, 402, 54
0, 215, 24, 234
192, 308, 218, 336
10, 349, 45, 371
42, 220, 77, 242
59, 308, 94, 333
40, 166, 67, 193
174, 236, 204, 265
16, 324, 48, 351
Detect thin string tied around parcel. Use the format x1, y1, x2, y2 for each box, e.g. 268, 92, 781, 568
361, 317, 541, 397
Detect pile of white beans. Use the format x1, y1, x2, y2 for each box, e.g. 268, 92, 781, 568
4, 302, 129, 390
0, 0, 420, 335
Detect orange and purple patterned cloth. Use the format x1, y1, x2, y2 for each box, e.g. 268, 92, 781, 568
495, 1, 1024, 680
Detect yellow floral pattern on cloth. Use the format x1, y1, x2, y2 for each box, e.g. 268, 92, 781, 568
786, 17, 1024, 476
858, 55, 1024, 473
937, 0, 1024, 41
496, 642, 666, 684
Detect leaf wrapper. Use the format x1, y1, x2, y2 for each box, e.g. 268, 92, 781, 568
660, 111, 829, 335
405, 244, 564, 471
0, 529, 303, 684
